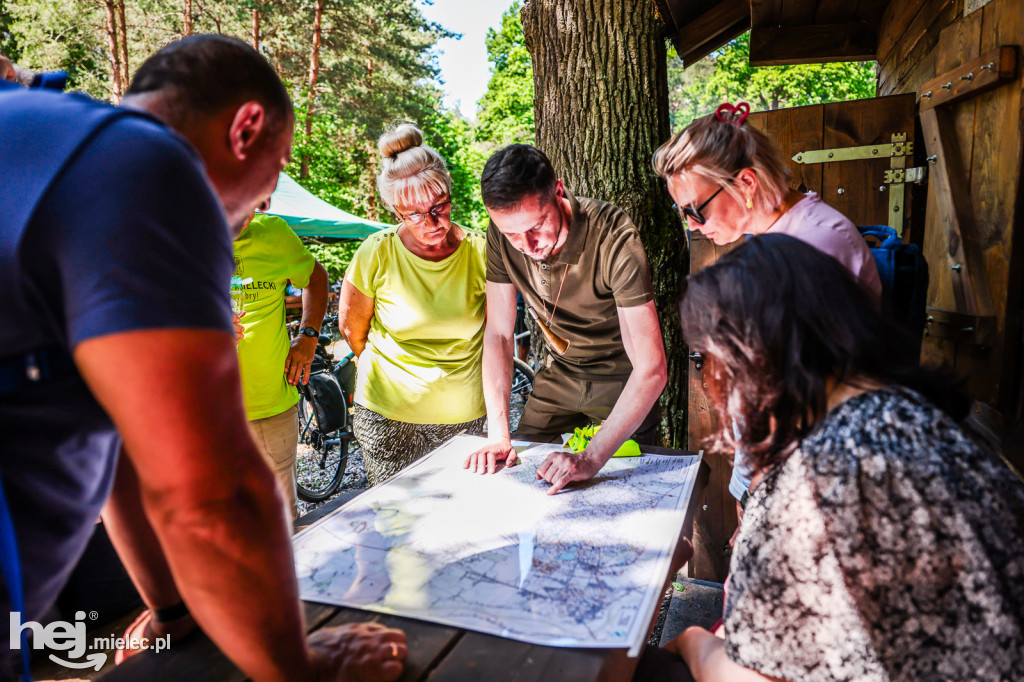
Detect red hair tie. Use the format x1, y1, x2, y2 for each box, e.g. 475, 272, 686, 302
715, 101, 751, 126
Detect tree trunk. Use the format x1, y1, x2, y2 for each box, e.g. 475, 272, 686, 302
301, 0, 324, 180
116, 0, 129, 88
521, 0, 686, 446
183, 0, 193, 37
103, 0, 122, 101
252, 8, 261, 51
363, 51, 378, 221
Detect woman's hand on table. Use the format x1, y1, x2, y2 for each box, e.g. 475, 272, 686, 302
309, 622, 407, 682
464, 439, 517, 473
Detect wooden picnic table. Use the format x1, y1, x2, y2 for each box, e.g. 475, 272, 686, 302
74, 445, 706, 682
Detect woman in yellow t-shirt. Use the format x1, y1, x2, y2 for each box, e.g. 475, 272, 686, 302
339, 122, 487, 485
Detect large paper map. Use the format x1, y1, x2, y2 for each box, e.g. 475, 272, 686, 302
293, 435, 701, 656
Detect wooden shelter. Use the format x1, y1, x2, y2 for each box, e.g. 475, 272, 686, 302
654, 0, 1024, 580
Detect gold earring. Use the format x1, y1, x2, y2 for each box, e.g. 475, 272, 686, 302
745, 198, 753, 209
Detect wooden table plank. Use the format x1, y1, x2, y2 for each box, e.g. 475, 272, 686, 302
312, 607, 464, 682
98, 629, 245, 682
427, 634, 609, 682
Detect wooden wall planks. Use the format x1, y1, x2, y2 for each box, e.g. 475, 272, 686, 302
821, 96, 916, 227
878, 0, 961, 96
878, 0, 1024, 426
748, 104, 825, 197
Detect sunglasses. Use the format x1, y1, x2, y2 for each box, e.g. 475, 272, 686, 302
398, 200, 452, 226
675, 185, 726, 227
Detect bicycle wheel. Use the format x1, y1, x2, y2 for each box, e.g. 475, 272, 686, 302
509, 357, 535, 432
295, 394, 348, 502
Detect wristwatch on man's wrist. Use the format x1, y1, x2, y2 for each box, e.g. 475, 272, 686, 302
299, 326, 319, 338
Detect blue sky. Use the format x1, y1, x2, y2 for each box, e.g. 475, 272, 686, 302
418, 0, 514, 120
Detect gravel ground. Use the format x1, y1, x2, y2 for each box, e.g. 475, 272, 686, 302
296, 440, 367, 518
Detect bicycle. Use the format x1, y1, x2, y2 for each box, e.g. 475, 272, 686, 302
294, 311, 536, 500
294, 316, 354, 502
509, 324, 535, 431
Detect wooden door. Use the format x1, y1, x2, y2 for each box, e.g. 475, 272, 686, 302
686, 94, 918, 582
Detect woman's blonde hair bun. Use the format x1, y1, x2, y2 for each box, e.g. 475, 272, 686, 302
376, 120, 451, 212
378, 121, 423, 161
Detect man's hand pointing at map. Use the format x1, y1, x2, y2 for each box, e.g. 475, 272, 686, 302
536, 449, 605, 494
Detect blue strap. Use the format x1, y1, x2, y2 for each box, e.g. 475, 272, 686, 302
0, 477, 32, 681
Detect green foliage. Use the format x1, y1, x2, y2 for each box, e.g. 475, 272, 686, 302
7, 0, 107, 97
476, 1, 533, 147
0, 0, 19, 61
667, 31, 877, 129
306, 241, 361, 281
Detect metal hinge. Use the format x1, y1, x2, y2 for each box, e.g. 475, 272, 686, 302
792, 133, 915, 236
883, 166, 929, 184
792, 135, 913, 164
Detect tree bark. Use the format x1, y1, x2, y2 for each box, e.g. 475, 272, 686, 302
117, 0, 129, 89
252, 8, 261, 51
103, 0, 122, 101
521, 0, 686, 446
301, 0, 325, 179
183, 0, 193, 37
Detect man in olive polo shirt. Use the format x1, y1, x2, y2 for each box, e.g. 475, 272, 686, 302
465, 144, 667, 494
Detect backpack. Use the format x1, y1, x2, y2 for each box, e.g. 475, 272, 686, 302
300, 371, 348, 434
858, 225, 929, 346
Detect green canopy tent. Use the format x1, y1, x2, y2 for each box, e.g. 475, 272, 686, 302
266, 172, 390, 239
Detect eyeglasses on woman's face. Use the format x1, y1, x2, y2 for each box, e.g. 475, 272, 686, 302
676, 185, 726, 227
397, 199, 452, 226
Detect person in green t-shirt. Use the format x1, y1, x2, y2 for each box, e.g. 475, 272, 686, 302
235, 210, 328, 516
339, 122, 486, 486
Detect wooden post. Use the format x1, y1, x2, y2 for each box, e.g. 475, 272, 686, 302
686, 235, 740, 582
919, 107, 995, 319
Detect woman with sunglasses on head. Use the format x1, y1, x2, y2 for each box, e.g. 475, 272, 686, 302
652, 103, 882, 521
663, 234, 1024, 682
339, 121, 487, 485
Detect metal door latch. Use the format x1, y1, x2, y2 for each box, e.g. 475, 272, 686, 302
688, 351, 703, 371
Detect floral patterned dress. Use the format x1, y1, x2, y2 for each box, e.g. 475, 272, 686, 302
724, 389, 1024, 681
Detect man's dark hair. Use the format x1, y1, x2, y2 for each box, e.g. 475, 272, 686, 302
126, 34, 293, 131
680, 233, 967, 471
481, 144, 558, 210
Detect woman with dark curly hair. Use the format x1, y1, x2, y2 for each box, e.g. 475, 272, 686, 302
663, 234, 1024, 682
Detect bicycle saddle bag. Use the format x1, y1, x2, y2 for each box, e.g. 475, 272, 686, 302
300, 372, 347, 433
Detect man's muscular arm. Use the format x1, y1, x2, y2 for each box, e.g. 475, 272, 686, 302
464, 281, 519, 473
76, 328, 405, 682
536, 301, 666, 494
